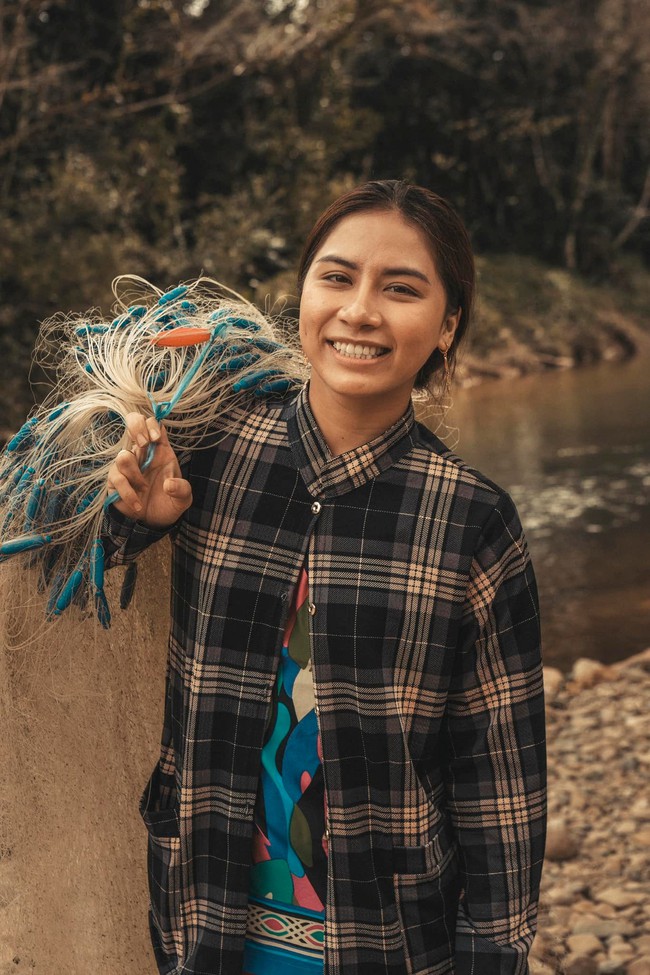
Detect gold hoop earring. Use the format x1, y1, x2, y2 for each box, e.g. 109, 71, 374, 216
441, 347, 451, 397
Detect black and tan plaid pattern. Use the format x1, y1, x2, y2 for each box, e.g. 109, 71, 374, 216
105, 385, 546, 975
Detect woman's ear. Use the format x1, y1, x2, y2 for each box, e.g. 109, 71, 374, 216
440, 307, 461, 349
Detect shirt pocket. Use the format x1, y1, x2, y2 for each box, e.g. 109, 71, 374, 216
392, 823, 460, 975
139, 763, 184, 962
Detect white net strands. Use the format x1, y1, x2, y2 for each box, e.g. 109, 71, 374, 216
0, 276, 306, 629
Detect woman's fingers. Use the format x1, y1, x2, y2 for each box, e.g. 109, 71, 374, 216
106, 448, 151, 514
124, 412, 162, 447
124, 412, 150, 447
145, 416, 162, 442
163, 477, 193, 507
114, 448, 148, 490
107, 414, 188, 524
107, 468, 144, 514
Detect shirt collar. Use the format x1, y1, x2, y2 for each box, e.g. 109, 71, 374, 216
287, 384, 417, 499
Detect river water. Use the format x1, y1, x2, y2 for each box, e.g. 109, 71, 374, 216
2, 355, 647, 671
436, 356, 650, 671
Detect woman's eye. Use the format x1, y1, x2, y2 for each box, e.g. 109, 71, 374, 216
324, 273, 350, 284
387, 284, 418, 296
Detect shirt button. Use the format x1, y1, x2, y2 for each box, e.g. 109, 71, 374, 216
308, 602, 316, 616
311, 501, 322, 515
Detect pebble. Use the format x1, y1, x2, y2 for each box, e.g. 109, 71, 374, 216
536, 654, 650, 974
609, 946, 635, 963
544, 666, 564, 701
566, 934, 603, 955
546, 818, 580, 862
572, 919, 636, 939
570, 657, 611, 688
564, 955, 600, 975
530, 960, 557, 975
595, 888, 646, 908
628, 959, 650, 975
547, 882, 588, 906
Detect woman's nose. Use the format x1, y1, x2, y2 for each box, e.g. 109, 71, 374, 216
338, 291, 382, 328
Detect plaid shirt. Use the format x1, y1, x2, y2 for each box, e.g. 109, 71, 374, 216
105, 385, 546, 975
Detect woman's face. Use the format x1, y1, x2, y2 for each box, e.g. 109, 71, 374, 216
299, 209, 459, 419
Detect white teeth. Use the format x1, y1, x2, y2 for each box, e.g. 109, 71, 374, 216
331, 341, 387, 359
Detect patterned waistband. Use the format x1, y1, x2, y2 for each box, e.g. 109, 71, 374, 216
246, 900, 325, 958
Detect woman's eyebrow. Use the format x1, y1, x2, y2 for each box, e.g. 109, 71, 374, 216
315, 254, 431, 284
384, 266, 431, 285
314, 255, 358, 270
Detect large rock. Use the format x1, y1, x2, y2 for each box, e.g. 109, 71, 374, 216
1, 547, 172, 973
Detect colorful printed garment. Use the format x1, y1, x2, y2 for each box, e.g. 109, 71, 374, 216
243, 567, 327, 975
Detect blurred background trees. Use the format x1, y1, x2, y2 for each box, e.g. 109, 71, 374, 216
1, 0, 649, 419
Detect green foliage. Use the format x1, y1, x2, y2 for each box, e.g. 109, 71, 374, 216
0, 0, 648, 423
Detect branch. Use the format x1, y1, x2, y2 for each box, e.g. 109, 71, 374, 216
0, 0, 31, 117
613, 165, 650, 248
529, 125, 565, 214
0, 59, 88, 96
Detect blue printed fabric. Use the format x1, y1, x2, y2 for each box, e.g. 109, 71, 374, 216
243, 567, 326, 974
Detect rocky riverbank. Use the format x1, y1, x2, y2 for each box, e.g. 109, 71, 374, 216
530, 649, 650, 975
453, 253, 650, 387
455, 314, 640, 386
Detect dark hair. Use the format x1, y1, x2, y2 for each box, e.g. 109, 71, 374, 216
297, 179, 475, 389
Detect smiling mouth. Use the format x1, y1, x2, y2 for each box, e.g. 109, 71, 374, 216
329, 340, 390, 360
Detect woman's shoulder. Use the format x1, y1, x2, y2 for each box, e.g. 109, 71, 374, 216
194, 388, 298, 447
409, 420, 505, 494
407, 419, 525, 532
226, 390, 293, 424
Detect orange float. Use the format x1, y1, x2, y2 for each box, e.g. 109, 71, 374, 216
151, 327, 212, 347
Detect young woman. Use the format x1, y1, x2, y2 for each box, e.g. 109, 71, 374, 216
105, 180, 546, 975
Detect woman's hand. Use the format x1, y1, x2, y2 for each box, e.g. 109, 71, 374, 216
106, 413, 192, 528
